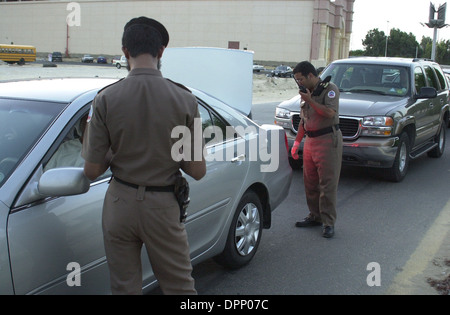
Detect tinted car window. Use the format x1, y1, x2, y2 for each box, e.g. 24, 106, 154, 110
0, 99, 64, 187
199, 103, 234, 146
433, 65, 447, 90
414, 66, 427, 93
424, 65, 439, 89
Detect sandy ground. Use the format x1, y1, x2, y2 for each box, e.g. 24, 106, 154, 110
1, 62, 449, 295
0, 62, 298, 105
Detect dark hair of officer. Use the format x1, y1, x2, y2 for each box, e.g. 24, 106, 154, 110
293, 61, 318, 77
122, 24, 162, 58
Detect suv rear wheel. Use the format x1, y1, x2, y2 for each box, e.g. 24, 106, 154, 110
427, 121, 446, 158
384, 132, 410, 182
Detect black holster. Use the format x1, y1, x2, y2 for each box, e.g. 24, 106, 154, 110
174, 176, 190, 223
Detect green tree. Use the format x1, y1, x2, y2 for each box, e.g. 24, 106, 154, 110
387, 28, 419, 57
362, 28, 387, 56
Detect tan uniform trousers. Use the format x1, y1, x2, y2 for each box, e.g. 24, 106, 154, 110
102, 178, 196, 295
302, 130, 343, 226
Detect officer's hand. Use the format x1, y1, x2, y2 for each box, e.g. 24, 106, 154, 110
291, 141, 300, 160
299, 89, 312, 103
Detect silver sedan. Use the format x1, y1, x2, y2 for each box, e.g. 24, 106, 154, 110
0, 78, 292, 294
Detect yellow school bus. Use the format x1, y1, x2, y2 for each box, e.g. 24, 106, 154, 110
0, 44, 36, 65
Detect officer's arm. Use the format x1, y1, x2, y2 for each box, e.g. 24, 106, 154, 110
181, 159, 206, 181
83, 150, 112, 181
300, 90, 336, 119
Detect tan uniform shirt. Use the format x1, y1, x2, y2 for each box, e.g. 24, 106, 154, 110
82, 68, 202, 187
301, 79, 340, 132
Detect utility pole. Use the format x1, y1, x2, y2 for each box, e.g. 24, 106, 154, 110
425, 2, 447, 61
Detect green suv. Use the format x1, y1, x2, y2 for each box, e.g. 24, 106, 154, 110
275, 57, 449, 182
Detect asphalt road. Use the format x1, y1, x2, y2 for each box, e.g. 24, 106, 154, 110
153, 101, 450, 295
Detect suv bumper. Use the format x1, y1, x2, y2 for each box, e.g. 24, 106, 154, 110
341, 136, 399, 168
283, 128, 399, 168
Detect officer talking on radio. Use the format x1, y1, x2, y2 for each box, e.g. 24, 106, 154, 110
291, 61, 343, 238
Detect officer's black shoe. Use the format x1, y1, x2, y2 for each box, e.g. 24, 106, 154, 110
322, 225, 334, 238
295, 215, 322, 228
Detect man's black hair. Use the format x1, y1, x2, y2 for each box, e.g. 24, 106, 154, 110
122, 24, 162, 58
293, 61, 318, 77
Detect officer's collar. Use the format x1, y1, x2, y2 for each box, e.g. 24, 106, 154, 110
127, 68, 162, 77
311, 77, 322, 92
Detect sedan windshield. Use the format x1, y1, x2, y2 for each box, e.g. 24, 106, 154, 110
0, 99, 65, 188
321, 63, 410, 97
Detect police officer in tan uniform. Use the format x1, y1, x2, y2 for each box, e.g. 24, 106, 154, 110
82, 17, 206, 294
291, 61, 342, 238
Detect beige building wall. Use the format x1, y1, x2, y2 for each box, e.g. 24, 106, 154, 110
0, 0, 354, 65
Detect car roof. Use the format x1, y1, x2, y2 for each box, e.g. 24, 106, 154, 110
0, 78, 120, 103
332, 57, 439, 67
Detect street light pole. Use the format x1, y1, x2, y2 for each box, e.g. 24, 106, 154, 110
385, 21, 389, 57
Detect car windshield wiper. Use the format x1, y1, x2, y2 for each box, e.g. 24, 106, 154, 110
349, 89, 387, 95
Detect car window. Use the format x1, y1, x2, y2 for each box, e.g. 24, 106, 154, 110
432, 65, 447, 90
43, 106, 112, 181
424, 65, 439, 90
199, 103, 234, 146
0, 98, 64, 188
414, 66, 427, 94
44, 114, 87, 172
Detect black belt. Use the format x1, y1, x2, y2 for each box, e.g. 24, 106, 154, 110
305, 125, 339, 138
114, 177, 174, 192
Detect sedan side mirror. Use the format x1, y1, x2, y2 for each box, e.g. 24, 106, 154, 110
38, 167, 90, 196
415, 87, 437, 99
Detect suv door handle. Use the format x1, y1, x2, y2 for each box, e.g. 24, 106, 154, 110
429, 102, 434, 108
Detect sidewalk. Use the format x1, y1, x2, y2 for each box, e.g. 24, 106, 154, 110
386, 199, 450, 295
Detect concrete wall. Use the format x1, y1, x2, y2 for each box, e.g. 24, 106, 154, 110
0, 0, 353, 65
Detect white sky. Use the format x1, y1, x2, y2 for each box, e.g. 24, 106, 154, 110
350, 0, 450, 50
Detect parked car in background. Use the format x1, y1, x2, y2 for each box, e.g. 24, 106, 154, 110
111, 56, 121, 64
113, 55, 128, 69
81, 54, 94, 63
269, 65, 293, 78
97, 56, 107, 64
275, 57, 449, 181
51, 52, 63, 62
253, 64, 265, 72
0, 77, 292, 294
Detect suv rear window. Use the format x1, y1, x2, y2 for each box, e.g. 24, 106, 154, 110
322, 63, 410, 96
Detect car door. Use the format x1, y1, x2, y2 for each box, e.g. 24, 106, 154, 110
183, 101, 251, 259
7, 105, 111, 294
412, 66, 434, 145
423, 65, 442, 135
431, 64, 449, 126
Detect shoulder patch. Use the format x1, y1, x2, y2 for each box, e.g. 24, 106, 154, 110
165, 78, 192, 93
328, 90, 336, 99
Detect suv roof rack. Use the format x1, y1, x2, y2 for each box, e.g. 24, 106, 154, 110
412, 58, 434, 62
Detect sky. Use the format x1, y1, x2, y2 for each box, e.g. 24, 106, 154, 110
350, 0, 450, 51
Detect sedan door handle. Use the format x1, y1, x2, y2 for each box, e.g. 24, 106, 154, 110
231, 154, 246, 163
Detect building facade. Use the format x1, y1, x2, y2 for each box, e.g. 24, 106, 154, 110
0, 0, 355, 66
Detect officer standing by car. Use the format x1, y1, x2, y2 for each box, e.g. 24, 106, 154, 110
82, 17, 206, 294
291, 61, 342, 238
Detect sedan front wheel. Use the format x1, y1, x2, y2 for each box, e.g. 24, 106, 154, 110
214, 190, 263, 269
